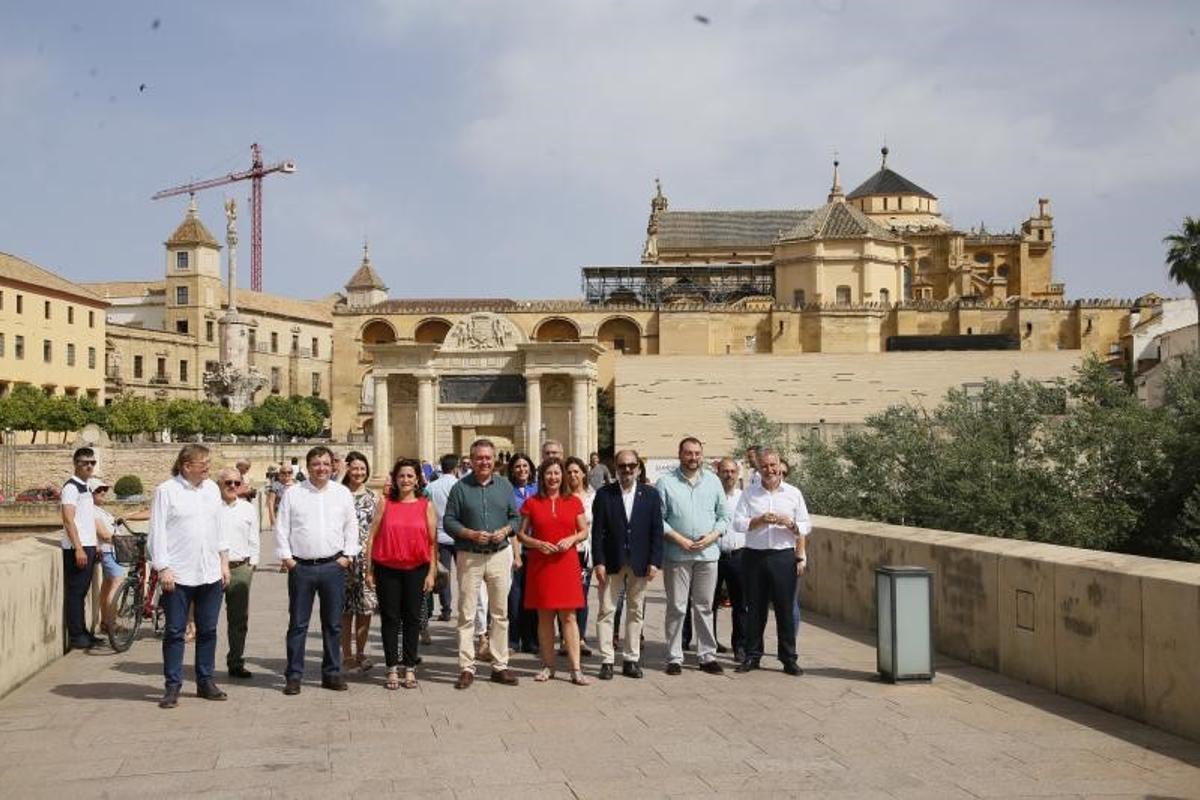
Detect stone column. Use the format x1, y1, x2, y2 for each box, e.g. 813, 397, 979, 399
526, 374, 542, 456
571, 374, 589, 459
417, 375, 435, 466
372, 373, 391, 477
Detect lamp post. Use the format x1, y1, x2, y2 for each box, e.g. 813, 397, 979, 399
875, 565, 934, 683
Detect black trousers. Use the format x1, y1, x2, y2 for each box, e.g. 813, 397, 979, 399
63, 546, 97, 642
713, 549, 747, 654
436, 543, 455, 614
374, 562, 426, 668
743, 548, 798, 665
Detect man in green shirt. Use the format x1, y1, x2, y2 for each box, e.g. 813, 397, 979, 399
656, 436, 727, 675
444, 438, 522, 689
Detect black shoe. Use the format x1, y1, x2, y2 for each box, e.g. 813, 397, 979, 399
699, 660, 725, 675
598, 663, 614, 681
733, 648, 744, 662
683, 642, 694, 651
579, 642, 593, 657
665, 662, 682, 676
283, 678, 302, 695
228, 666, 253, 679
158, 686, 180, 709
622, 661, 643, 679
782, 661, 804, 676
437, 610, 452, 622
68, 636, 94, 651
197, 681, 228, 701
87, 634, 105, 648
321, 675, 348, 691
735, 659, 760, 673
716, 644, 729, 654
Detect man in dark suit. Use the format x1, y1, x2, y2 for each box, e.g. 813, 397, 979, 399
592, 448, 664, 680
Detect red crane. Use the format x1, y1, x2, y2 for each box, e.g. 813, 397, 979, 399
152, 143, 296, 292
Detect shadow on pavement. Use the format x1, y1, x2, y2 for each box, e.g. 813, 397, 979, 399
50, 681, 160, 702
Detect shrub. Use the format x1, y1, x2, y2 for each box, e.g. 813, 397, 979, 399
113, 475, 143, 499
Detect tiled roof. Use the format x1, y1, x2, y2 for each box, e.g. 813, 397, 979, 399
345, 261, 387, 291
0, 251, 107, 304
846, 168, 936, 200
234, 290, 335, 324
82, 280, 165, 299
364, 298, 521, 313
657, 210, 810, 250
781, 200, 901, 242
165, 206, 220, 248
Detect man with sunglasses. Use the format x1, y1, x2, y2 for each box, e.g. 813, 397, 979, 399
61, 447, 101, 650
218, 467, 259, 679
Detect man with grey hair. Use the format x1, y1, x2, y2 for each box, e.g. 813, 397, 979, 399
733, 448, 810, 675
540, 439, 564, 464
714, 457, 748, 659
218, 466, 259, 679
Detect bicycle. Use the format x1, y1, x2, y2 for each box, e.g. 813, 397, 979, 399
107, 522, 164, 652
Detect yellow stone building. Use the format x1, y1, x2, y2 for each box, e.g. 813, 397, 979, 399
0, 252, 108, 402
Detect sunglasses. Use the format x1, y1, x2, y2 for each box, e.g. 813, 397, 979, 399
222, 480, 243, 488
617, 463, 639, 470
76, 459, 97, 466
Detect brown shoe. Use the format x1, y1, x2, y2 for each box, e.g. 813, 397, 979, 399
490, 669, 519, 686
476, 637, 494, 663
454, 670, 475, 690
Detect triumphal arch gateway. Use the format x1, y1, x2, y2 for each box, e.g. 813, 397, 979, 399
364, 311, 602, 470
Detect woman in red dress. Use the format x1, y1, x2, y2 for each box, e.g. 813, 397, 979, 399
517, 458, 591, 685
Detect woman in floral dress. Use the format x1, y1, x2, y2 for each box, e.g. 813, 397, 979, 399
341, 451, 378, 672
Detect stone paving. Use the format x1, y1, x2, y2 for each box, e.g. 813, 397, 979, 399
2, 545, 1199, 799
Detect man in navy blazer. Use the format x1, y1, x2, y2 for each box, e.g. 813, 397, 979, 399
592, 449, 664, 679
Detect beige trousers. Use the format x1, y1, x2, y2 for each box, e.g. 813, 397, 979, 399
456, 548, 513, 672
596, 566, 649, 665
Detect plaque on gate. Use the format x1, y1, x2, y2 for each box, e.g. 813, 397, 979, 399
439, 375, 527, 404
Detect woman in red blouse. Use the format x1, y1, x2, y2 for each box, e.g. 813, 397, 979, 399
517, 458, 591, 685
365, 458, 436, 690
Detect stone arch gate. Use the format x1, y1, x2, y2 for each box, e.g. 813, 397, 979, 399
365, 312, 602, 474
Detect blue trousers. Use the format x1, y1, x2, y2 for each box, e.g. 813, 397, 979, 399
162, 579, 224, 690
285, 562, 346, 680
63, 546, 97, 642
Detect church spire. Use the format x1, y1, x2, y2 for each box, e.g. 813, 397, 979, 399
880, 145, 890, 170
827, 155, 844, 203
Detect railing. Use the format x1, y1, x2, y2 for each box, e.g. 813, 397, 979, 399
150, 374, 169, 385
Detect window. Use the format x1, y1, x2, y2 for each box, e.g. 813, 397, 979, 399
612, 337, 626, 353
134, 355, 144, 378
0, 290, 4, 310
16, 294, 23, 313
793, 289, 806, 308
88, 310, 95, 328
206, 320, 214, 342
883, 197, 889, 211
67, 306, 74, 324
175, 286, 189, 305
205, 360, 218, 374
743, 335, 756, 353
879, 288, 890, 305
291, 334, 299, 355
67, 343, 76, 366
176, 251, 189, 270
270, 332, 278, 353
176, 319, 189, 334
179, 360, 188, 383
87, 347, 96, 369
156, 357, 167, 380
43, 339, 52, 363
311, 372, 321, 395
836, 285, 852, 305
44, 300, 51, 319
15, 335, 24, 359
248, 329, 257, 351
311, 337, 319, 357
1037, 229, 1045, 241
0, 333, 4, 357
270, 367, 281, 393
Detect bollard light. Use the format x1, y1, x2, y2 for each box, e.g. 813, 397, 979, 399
875, 565, 934, 683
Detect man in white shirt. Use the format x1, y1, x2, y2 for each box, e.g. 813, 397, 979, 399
426, 453, 460, 622
218, 467, 260, 680
733, 448, 810, 676
60, 447, 100, 650
275, 446, 360, 695
714, 457, 749, 660
149, 444, 230, 708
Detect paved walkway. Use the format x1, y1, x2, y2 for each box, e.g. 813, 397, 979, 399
2, 549, 1199, 799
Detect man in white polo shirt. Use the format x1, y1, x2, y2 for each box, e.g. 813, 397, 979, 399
275, 445, 359, 695
733, 448, 810, 676
61, 446, 100, 650
217, 466, 260, 680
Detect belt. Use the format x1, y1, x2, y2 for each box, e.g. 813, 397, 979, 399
293, 552, 343, 566
228, 559, 250, 569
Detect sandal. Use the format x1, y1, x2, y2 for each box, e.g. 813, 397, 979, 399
401, 669, 418, 689
344, 654, 361, 671
358, 656, 374, 673
385, 667, 401, 690
534, 666, 555, 683
569, 670, 592, 686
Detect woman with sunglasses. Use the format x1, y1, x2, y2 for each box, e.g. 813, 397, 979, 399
340, 451, 378, 673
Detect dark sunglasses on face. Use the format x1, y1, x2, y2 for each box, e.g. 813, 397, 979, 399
223, 480, 242, 488
76, 460, 97, 466
617, 463, 638, 470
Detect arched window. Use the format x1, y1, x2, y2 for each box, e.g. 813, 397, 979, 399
596, 317, 641, 354
534, 318, 580, 342
414, 318, 451, 344
879, 288, 890, 305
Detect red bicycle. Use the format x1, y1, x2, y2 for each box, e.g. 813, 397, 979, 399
106, 522, 165, 652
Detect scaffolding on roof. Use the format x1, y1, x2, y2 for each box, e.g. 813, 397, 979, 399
581, 264, 775, 306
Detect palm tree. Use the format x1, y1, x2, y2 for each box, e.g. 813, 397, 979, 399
1164, 216, 1200, 354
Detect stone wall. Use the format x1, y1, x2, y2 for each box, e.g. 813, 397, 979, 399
801, 516, 1200, 743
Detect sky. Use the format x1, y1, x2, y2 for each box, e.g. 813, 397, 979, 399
1, 1, 1198, 302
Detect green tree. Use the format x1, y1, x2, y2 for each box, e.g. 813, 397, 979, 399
198, 403, 236, 438
728, 406, 786, 455
1139, 356, 1200, 559
283, 396, 322, 438
1164, 216, 1200, 353
298, 394, 330, 421
77, 395, 107, 428
3, 384, 50, 442
104, 394, 160, 440
43, 395, 87, 443
162, 399, 205, 438
596, 387, 614, 458
248, 395, 292, 438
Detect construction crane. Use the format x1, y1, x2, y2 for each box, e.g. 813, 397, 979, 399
152, 143, 295, 291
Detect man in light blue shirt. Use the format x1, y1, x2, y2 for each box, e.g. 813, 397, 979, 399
656, 436, 727, 675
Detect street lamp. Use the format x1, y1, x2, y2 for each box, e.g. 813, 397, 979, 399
875, 565, 934, 683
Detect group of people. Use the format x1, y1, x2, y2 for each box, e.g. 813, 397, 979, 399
58, 434, 810, 710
